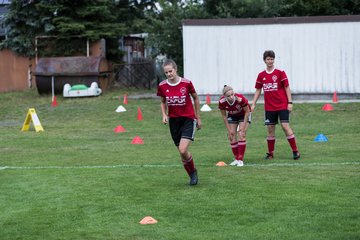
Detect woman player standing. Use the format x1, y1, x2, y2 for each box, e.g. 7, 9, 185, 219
157, 59, 202, 185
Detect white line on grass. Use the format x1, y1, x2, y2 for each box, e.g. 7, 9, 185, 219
246, 162, 360, 167
0, 162, 359, 171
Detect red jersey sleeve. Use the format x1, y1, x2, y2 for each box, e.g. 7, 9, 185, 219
280, 70, 289, 87
218, 96, 226, 110
255, 72, 264, 89
187, 79, 196, 94
157, 80, 166, 97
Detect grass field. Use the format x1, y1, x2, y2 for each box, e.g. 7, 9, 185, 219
1, 89, 359, 239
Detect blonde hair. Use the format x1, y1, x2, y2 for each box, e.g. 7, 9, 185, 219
222, 85, 233, 95
162, 59, 177, 70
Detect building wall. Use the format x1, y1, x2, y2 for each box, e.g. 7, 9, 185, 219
183, 16, 360, 94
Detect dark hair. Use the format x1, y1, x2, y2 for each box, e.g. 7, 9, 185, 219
162, 59, 177, 70
263, 50, 275, 60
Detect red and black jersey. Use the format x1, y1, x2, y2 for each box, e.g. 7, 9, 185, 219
255, 68, 289, 111
157, 78, 196, 119
218, 93, 250, 117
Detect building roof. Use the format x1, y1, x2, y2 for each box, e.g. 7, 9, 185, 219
183, 15, 360, 26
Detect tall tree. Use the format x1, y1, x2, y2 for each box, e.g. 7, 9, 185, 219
145, 0, 208, 74
202, 0, 360, 18
278, 0, 360, 16
1, 0, 44, 56
1, 0, 153, 59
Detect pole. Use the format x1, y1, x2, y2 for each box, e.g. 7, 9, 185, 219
87, 39, 89, 57
51, 76, 55, 101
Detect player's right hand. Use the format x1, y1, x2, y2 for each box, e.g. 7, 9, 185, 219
162, 115, 168, 125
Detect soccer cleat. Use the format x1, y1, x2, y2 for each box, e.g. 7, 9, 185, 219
236, 160, 244, 167
293, 151, 301, 160
264, 153, 274, 160
189, 169, 198, 185
229, 160, 238, 166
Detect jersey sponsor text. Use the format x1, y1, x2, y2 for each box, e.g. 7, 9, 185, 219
166, 95, 186, 105
263, 82, 278, 91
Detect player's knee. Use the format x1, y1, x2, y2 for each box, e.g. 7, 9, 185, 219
178, 147, 188, 157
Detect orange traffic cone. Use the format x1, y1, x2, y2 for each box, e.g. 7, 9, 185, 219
139, 216, 157, 225
322, 103, 334, 111
131, 136, 144, 144
216, 161, 227, 166
206, 94, 211, 105
137, 107, 143, 121
332, 92, 338, 103
114, 125, 126, 133
123, 94, 128, 105
51, 96, 58, 107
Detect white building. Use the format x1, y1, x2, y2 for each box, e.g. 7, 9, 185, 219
183, 15, 360, 95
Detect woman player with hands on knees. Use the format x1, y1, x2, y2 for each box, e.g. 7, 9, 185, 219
219, 85, 251, 167
157, 59, 202, 185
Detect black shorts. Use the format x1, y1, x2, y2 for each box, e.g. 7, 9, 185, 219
264, 110, 290, 125
227, 115, 245, 124
169, 117, 197, 146
227, 113, 252, 124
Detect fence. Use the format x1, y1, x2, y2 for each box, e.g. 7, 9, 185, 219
0, 49, 35, 93
112, 59, 158, 89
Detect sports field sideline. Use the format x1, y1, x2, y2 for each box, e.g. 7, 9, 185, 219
1, 160, 360, 170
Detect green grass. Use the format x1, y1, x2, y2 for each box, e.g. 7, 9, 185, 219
0, 89, 359, 239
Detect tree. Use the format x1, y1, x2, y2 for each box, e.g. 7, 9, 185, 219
0, 0, 130, 59
202, 0, 360, 18
145, 0, 208, 74
0, 1, 44, 57
278, 0, 360, 16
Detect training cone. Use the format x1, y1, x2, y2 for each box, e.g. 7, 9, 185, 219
200, 104, 212, 112
131, 136, 144, 144
137, 107, 143, 121
216, 161, 227, 166
322, 103, 334, 111
139, 216, 158, 225
332, 92, 338, 103
114, 125, 126, 133
206, 94, 211, 105
51, 96, 58, 107
115, 105, 127, 113
123, 94, 128, 105
314, 133, 328, 142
